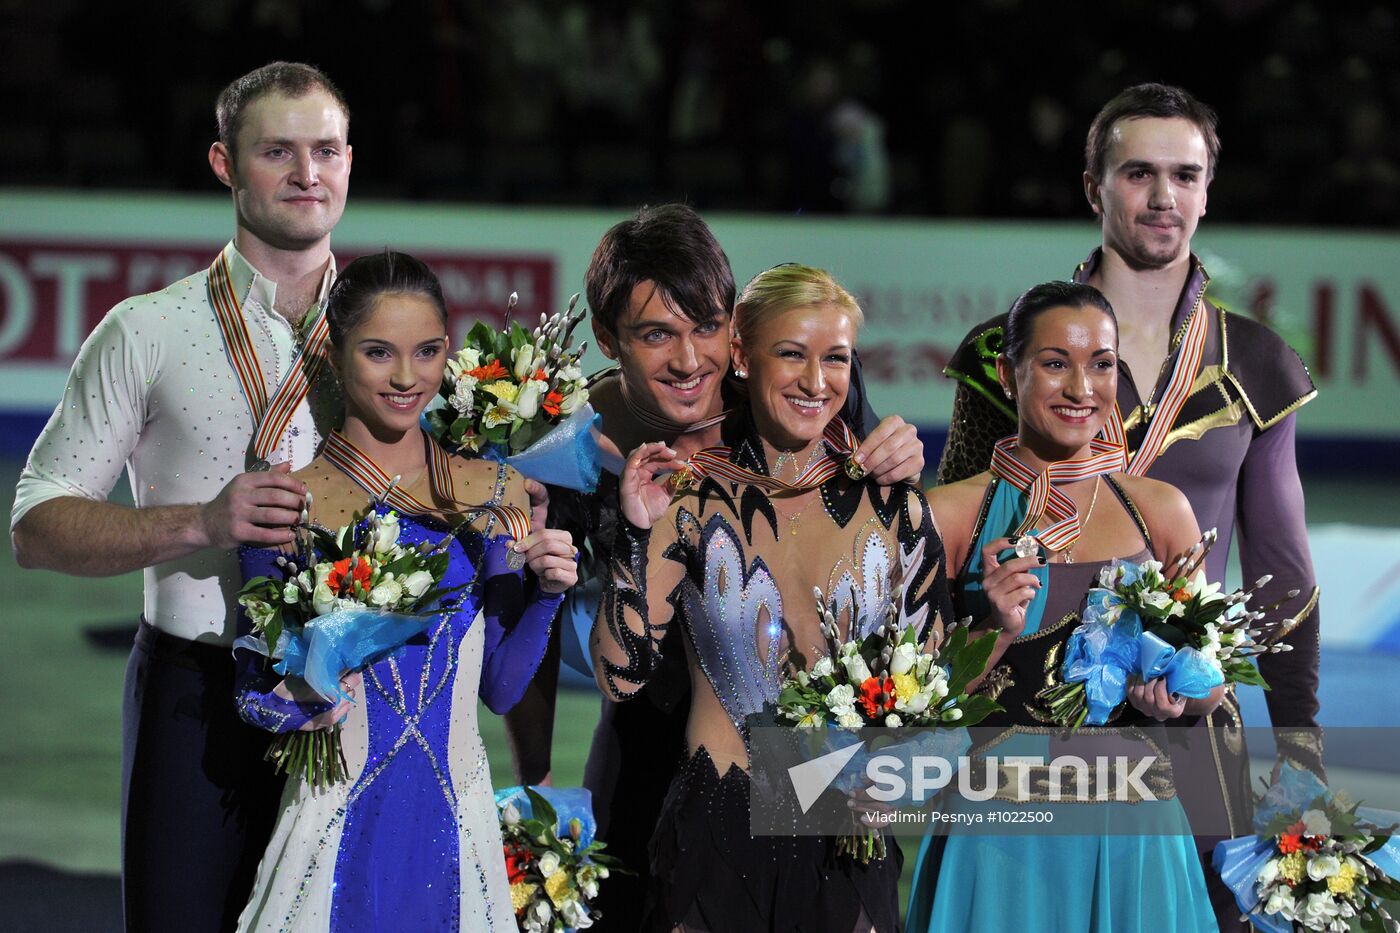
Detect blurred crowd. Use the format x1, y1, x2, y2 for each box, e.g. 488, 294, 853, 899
2, 0, 1396, 226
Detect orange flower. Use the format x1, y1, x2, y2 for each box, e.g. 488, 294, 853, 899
503, 842, 532, 885
1170, 587, 1192, 603
858, 676, 896, 719
1278, 833, 1303, 855
534, 367, 548, 381
542, 391, 564, 417
469, 359, 509, 381
328, 556, 372, 595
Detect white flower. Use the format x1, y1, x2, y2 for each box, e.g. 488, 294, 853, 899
532, 899, 553, 923
837, 711, 864, 729
482, 398, 519, 429
1097, 565, 1118, 588
538, 850, 562, 878
825, 683, 855, 713
379, 512, 403, 555
901, 691, 931, 715
890, 643, 917, 676
516, 379, 546, 420
513, 345, 542, 380
577, 863, 601, 899
501, 802, 520, 826
1142, 590, 1174, 611
448, 376, 476, 415
312, 581, 338, 616
523, 919, 543, 933
941, 707, 964, 723
240, 595, 275, 630
559, 385, 588, 416
560, 899, 593, 928
885, 713, 902, 727
1306, 853, 1341, 881
1301, 809, 1333, 837
1298, 892, 1342, 926
811, 656, 835, 679
794, 670, 810, 687
403, 570, 434, 600
368, 576, 404, 608
1332, 790, 1356, 811
1262, 885, 1296, 917
447, 346, 481, 379
1257, 858, 1280, 886
842, 652, 872, 684
557, 361, 582, 383
914, 653, 933, 680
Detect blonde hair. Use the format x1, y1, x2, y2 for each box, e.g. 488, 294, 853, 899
733, 264, 864, 346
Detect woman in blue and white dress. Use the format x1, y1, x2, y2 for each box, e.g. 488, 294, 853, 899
233, 252, 577, 932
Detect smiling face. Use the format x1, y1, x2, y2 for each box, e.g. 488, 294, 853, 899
210, 89, 352, 253
733, 304, 855, 452
999, 304, 1119, 461
334, 292, 448, 438
594, 280, 731, 425
1086, 116, 1209, 270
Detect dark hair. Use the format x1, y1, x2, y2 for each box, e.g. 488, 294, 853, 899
1084, 83, 1220, 182
585, 204, 735, 335
325, 251, 447, 346
1002, 281, 1117, 366
216, 61, 349, 158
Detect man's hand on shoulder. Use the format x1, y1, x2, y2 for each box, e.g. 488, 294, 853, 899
200, 461, 308, 549
859, 415, 926, 486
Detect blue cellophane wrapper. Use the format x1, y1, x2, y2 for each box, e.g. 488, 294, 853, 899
483, 404, 601, 492
494, 785, 597, 850
829, 727, 973, 803
1138, 630, 1225, 699
270, 607, 437, 703
1062, 588, 1142, 725
1213, 762, 1400, 932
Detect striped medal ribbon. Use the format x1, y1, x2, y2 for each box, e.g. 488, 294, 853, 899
323, 430, 532, 568
671, 418, 863, 497
207, 246, 332, 470
988, 436, 1128, 553
1101, 293, 1209, 477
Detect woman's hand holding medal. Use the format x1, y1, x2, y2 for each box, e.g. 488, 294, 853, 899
978, 535, 1046, 639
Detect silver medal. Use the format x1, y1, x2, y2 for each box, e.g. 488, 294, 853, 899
248, 458, 272, 473
1012, 535, 1040, 559
505, 546, 528, 571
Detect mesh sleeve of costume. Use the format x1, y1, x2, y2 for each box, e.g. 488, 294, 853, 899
592, 514, 685, 701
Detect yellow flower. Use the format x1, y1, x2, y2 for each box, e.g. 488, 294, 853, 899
509, 881, 538, 913
1278, 851, 1307, 884
482, 380, 519, 403
892, 673, 920, 705
1328, 860, 1361, 896
544, 868, 572, 906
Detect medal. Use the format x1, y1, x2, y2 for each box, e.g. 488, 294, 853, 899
248, 458, 272, 473
505, 546, 528, 571
844, 459, 867, 481
1012, 535, 1040, 559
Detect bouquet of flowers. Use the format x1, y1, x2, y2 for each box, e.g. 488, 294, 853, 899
774, 585, 1001, 860
237, 503, 463, 787
1040, 529, 1297, 729
495, 786, 624, 933
427, 292, 599, 491
1214, 764, 1400, 932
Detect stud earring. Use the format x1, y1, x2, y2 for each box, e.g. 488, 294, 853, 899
1003, 388, 1013, 399
734, 368, 747, 378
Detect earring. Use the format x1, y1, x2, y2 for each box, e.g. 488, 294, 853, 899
1003, 388, 1013, 399
734, 368, 747, 378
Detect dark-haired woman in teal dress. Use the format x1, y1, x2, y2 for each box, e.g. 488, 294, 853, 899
907, 281, 1221, 932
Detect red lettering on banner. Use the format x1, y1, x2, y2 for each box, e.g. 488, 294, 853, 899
0, 240, 554, 364
1313, 281, 1334, 380
853, 343, 954, 385
1354, 283, 1400, 380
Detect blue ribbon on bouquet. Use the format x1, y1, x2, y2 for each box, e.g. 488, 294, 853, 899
1061, 571, 1224, 725
240, 607, 438, 703
494, 785, 597, 850
483, 404, 602, 493
1213, 763, 1400, 933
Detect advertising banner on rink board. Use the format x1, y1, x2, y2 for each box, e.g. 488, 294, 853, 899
1, 190, 1397, 438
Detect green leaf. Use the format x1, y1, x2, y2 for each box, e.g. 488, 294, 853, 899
945, 629, 998, 698
1365, 875, 1400, 900
525, 787, 560, 835
954, 694, 1003, 728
